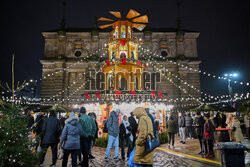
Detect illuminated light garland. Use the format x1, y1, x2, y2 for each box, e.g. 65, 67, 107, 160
138, 46, 250, 87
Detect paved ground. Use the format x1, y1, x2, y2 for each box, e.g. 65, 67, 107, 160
42, 135, 250, 167
42, 147, 193, 167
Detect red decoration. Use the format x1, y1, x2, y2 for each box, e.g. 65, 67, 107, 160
129, 90, 136, 97
104, 116, 107, 119
115, 90, 122, 98
120, 57, 127, 65
160, 129, 163, 133
95, 92, 101, 98
158, 92, 163, 98
165, 96, 168, 100
105, 60, 110, 66
84, 93, 90, 99
99, 131, 102, 135
120, 39, 126, 46
151, 91, 156, 98
136, 131, 139, 135
137, 60, 141, 66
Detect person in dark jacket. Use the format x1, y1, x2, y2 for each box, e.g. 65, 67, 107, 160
203, 113, 215, 158
27, 111, 34, 129
119, 115, 132, 160
88, 112, 99, 159
105, 109, 120, 160
59, 113, 83, 167
39, 110, 61, 167
185, 113, 193, 139
145, 108, 156, 137
59, 116, 66, 129
194, 112, 206, 155
166, 115, 178, 149
34, 114, 44, 151
178, 112, 186, 144
128, 112, 137, 149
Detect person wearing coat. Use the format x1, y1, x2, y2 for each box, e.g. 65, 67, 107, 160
232, 117, 244, 142
39, 110, 61, 167
105, 109, 120, 160
128, 112, 138, 149
133, 107, 154, 166
79, 107, 96, 167
178, 112, 186, 144
194, 112, 205, 155
244, 114, 250, 135
119, 115, 132, 160
59, 113, 83, 167
185, 113, 193, 139
203, 113, 215, 158
226, 114, 234, 141
166, 115, 178, 149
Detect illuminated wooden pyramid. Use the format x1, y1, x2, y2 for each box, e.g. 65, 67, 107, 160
99, 9, 148, 91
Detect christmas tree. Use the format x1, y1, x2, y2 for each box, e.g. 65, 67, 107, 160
0, 100, 39, 167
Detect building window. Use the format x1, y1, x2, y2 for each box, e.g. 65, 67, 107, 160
120, 25, 126, 38
161, 50, 168, 57
115, 26, 119, 38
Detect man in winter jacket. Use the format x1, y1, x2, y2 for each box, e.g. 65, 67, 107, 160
128, 112, 137, 149
79, 107, 96, 167
59, 113, 83, 167
194, 112, 206, 154
185, 113, 193, 139
178, 112, 186, 144
39, 110, 61, 167
105, 109, 120, 160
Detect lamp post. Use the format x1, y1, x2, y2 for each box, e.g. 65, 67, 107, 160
224, 73, 238, 97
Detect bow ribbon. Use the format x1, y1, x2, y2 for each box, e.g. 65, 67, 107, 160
115, 90, 122, 98
158, 92, 163, 98
105, 60, 110, 66
120, 57, 127, 65
151, 91, 156, 98
84, 93, 90, 99
129, 90, 136, 97
137, 60, 141, 66
120, 39, 126, 46
95, 92, 101, 98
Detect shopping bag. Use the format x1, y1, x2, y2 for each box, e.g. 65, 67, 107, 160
128, 147, 136, 167
57, 148, 64, 160
36, 146, 41, 152
128, 147, 144, 167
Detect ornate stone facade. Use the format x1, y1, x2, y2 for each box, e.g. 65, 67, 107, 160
40, 28, 201, 108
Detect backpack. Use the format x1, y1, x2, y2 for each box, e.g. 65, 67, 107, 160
103, 119, 108, 133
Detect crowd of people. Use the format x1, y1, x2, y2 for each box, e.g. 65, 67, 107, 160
29, 107, 160, 167
27, 107, 249, 166
166, 111, 249, 159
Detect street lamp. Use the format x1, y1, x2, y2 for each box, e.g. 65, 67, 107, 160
224, 73, 238, 96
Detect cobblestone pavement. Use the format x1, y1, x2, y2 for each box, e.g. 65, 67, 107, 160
43, 147, 192, 167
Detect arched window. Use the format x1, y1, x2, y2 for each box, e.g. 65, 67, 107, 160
115, 26, 119, 38
119, 78, 127, 90
128, 26, 131, 38
120, 25, 126, 38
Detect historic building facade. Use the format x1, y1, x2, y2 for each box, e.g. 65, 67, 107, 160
40, 26, 201, 109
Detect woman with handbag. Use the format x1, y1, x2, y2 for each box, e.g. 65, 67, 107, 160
59, 113, 83, 167
133, 107, 154, 167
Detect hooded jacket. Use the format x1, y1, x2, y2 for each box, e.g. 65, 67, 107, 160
107, 111, 120, 137
133, 107, 154, 165
59, 116, 83, 150
166, 119, 178, 134
185, 115, 193, 127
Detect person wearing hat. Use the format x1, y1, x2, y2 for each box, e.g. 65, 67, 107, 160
59, 113, 83, 167
79, 107, 96, 167
105, 108, 120, 160
203, 113, 215, 158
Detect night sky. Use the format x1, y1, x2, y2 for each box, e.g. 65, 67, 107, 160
0, 0, 249, 96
